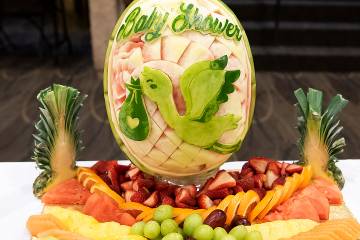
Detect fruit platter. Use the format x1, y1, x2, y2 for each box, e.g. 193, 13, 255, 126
21, 0, 360, 239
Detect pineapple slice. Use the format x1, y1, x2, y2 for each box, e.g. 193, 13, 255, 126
294, 88, 348, 189
32, 84, 86, 197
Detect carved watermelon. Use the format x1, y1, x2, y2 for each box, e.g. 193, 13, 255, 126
104, 0, 256, 182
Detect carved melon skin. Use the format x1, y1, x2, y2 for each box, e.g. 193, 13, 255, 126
103, 0, 256, 180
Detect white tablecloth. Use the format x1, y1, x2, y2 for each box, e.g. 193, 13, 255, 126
0, 160, 359, 239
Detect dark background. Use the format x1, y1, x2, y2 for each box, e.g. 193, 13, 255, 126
1, 0, 360, 162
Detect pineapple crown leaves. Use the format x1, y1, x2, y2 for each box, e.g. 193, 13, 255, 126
32, 84, 87, 171
294, 88, 348, 161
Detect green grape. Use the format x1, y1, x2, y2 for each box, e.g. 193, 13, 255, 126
244, 231, 263, 240
161, 219, 179, 236
192, 224, 214, 240
154, 205, 174, 222
229, 225, 247, 240
144, 220, 161, 239
221, 235, 237, 240
131, 221, 146, 236
183, 213, 203, 236
162, 232, 184, 240
214, 227, 228, 240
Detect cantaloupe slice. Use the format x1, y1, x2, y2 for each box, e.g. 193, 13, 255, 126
249, 190, 275, 223
257, 186, 284, 220
237, 190, 260, 218
226, 191, 245, 225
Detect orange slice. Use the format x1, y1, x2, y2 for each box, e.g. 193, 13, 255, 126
217, 195, 234, 211
201, 206, 217, 220
248, 190, 275, 223
282, 173, 301, 202
257, 185, 284, 220
173, 208, 194, 218
120, 202, 151, 212
237, 190, 260, 218
91, 183, 125, 204
143, 209, 155, 222
225, 192, 245, 225
175, 209, 205, 224
298, 165, 313, 189
277, 177, 293, 205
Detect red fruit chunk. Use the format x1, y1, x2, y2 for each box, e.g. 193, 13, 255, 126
133, 178, 155, 192
144, 191, 159, 207
124, 190, 134, 202
232, 184, 243, 194
182, 185, 197, 198
285, 164, 303, 174
249, 157, 271, 174
265, 162, 280, 189
126, 167, 141, 180
83, 192, 136, 226
206, 188, 231, 199
41, 179, 91, 205
312, 178, 343, 205
116, 164, 131, 174
131, 190, 148, 203
121, 181, 133, 191
160, 193, 175, 207
272, 176, 286, 188
253, 188, 266, 200
239, 168, 254, 178
198, 194, 214, 209
208, 170, 236, 191
175, 188, 196, 206
296, 185, 330, 220
237, 177, 255, 192
91, 160, 120, 193
213, 199, 222, 205
253, 174, 266, 189
197, 177, 214, 197
228, 171, 241, 181
280, 162, 289, 176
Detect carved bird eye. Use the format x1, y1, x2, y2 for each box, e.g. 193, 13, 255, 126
146, 79, 153, 83
150, 84, 157, 89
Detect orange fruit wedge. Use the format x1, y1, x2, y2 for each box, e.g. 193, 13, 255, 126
120, 202, 151, 212
248, 190, 275, 223
277, 177, 293, 205
237, 190, 260, 218
175, 209, 205, 224
298, 165, 313, 189
257, 185, 284, 220
217, 195, 234, 211
226, 192, 245, 225
91, 183, 125, 205
201, 206, 217, 220
282, 173, 302, 202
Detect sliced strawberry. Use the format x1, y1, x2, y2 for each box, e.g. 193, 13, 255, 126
116, 164, 131, 174
239, 168, 254, 178
213, 199, 222, 205
272, 176, 286, 188
126, 209, 142, 218
241, 161, 252, 171
124, 190, 134, 202
249, 157, 271, 174
280, 162, 289, 176
198, 194, 214, 209
253, 174, 266, 189
118, 174, 127, 185
265, 163, 280, 189
144, 191, 159, 207
237, 177, 255, 192
126, 167, 141, 180
286, 164, 303, 174
176, 188, 196, 206
130, 190, 148, 203
208, 170, 236, 191
228, 171, 241, 181
182, 185, 197, 198
133, 178, 155, 192
198, 177, 214, 197
206, 188, 231, 199
232, 183, 244, 194
121, 181, 133, 191
160, 193, 175, 207
91, 160, 120, 193
175, 201, 193, 209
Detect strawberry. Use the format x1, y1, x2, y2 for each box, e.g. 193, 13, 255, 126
272, 176, 286, 188
249, 157, 271, 174
160, 193, 175, 207
232, 183, 244, 194
228, 171, 241, 181
253, 174, 266, 189
130, 190, 148, 203
286, 164, 303, 174
239, 168, 254, 178
116, 164, 131, 174
144, 191, 159, 207
197, 177, 214, 197
121, 181, 133, 191
213, 199, 222, 205
176, 188, 196, 206
280, 162, 289, 176
126, 209, 142, 218
208, 170, 236, 191
124, 190, 134, 202
182, 185, 197, 198
265, 162, 280, 189
241, 161, 252, 170
133, 178, 155, 191
126, 167, 141, 180
237, 177, 255, 192
198, 194, 214, 209
175, 201, 193, 209
206, 188, 231, 199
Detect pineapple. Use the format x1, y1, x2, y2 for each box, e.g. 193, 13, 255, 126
294, 88, 348, 189
32, 84, 86, 197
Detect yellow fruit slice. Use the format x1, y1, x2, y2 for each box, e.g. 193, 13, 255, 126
217, 195, 234, 211
120, 202, 151, 212
298, 165, 313, 189
175, 209, 205, 224
257, 186, 284, 220
225, 192, 245, 225
201, 206, 217, 220
282, 173, 301, 202
237, 190, 260, 218
248, 190, 275, 223
277, 177, 293, 205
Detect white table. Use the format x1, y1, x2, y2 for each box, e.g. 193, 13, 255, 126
0, 160, 359, 240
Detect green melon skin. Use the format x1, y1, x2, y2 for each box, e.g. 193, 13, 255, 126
103, 0, 256, 179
